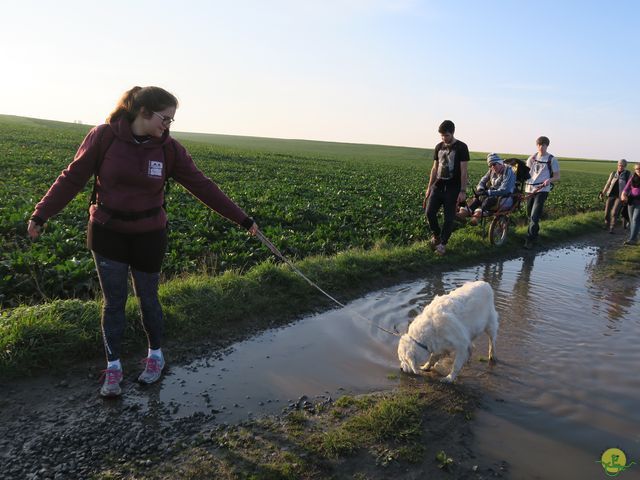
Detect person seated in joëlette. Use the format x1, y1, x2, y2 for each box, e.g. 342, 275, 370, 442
458, 153, 516, 225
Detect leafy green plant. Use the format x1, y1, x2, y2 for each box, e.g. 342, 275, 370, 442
0, 115, 614, 306
436, 450, 454, 469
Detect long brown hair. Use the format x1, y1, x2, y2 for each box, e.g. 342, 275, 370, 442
107, 86, 178, 123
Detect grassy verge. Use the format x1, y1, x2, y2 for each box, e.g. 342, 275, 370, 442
0, 212, 604, 378
94, 383, 478, 479
600, 242, 640, 277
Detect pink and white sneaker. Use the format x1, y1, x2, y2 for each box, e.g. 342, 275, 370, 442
138, 355, 165, 384
100, 367, 123, 397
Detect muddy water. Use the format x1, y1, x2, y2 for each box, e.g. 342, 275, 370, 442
132, 235, 640, 478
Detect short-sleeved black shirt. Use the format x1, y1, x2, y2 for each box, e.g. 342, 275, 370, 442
432, 140, 470, 191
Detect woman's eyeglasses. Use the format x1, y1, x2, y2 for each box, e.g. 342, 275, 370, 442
152, 111, 174, 125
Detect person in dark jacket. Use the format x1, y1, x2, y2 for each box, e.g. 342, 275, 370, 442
599, 159, 631, 233
28, 86, 258, 397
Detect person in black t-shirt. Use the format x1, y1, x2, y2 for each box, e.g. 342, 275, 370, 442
423, 120, 469, 255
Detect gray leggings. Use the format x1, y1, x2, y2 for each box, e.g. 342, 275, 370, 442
93, 252, 163, 361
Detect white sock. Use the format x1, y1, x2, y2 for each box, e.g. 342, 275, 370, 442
107, 359, 122, 370
148, 348, 163, 360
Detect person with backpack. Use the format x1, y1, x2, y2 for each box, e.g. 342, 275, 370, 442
423, 120, 469, 256
27, 86, 258, 397
621, 162, 640, 246
458, 153, 516, 225
523, 136, 560, 249
599, 159, 631, 233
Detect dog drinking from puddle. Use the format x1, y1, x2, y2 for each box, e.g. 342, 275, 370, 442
398, 280, 498, 382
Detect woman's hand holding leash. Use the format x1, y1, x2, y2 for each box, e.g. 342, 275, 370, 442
27, 220, 43, 240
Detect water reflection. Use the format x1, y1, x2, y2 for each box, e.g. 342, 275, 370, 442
586, 245, 640, 322
512, 253, 535, 312
469, 243, 640, 479
123, 235, 639, 479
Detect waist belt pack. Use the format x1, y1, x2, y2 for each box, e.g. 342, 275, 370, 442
98, 203, 162, 221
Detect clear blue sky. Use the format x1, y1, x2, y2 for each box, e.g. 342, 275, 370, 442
3, 0, 638, 160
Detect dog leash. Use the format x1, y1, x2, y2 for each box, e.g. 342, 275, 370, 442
255, 230, 401, 338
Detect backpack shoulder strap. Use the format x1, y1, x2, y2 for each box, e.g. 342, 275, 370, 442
161, 139, 178, 209
90, 125, 116, 206
535, 153, 554, 174
162, 139, 177, 175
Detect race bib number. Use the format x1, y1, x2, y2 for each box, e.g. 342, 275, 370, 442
148, 161, 163, 178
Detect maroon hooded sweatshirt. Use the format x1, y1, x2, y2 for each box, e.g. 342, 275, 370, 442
32, 117, 253, 234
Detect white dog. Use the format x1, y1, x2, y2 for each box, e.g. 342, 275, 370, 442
398, 280, 498, 382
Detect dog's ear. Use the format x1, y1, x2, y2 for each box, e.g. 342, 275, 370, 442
398, 335, 419, 374
398, 335, 411, 373
406, 357, 418, 374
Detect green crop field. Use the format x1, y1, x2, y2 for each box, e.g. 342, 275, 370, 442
0, 114, 614, 306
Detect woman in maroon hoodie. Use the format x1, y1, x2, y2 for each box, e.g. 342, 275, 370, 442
27, 86, 258, 397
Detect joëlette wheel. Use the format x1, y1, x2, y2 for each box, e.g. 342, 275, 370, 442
489, 216, 509, 246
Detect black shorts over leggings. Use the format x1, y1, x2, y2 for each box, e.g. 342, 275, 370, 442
87, 222, 167, 273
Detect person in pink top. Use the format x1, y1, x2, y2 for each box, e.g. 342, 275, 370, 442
27, 86, 258, 397
621, 162, 640, 246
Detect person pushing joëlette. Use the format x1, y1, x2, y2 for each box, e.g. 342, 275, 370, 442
523, 136, 560, 249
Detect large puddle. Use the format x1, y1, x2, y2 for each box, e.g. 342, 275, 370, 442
134, 234, 640, 477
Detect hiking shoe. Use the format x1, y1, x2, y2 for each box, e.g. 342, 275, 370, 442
435, 244, 446, 256
100, 367, 123, 397
609, 228, 615, 234
138, 355, 165, 384
429, 236, 440, 250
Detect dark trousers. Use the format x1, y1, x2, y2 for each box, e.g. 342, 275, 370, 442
628, 204, 640, 243
93, 252, 163, 361
604, 196, 628, 229
526, 191, 549, 240
467, 195, 500, 213
425, 185, 459, 245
